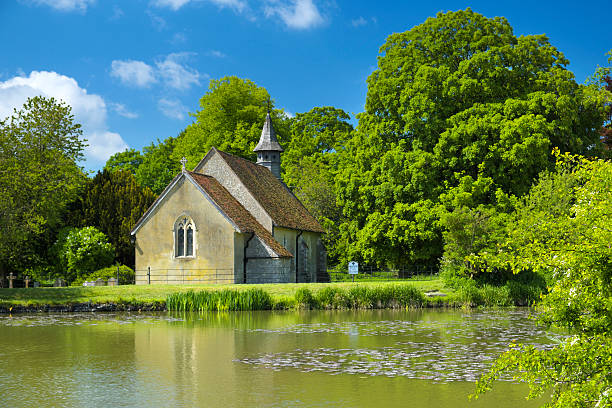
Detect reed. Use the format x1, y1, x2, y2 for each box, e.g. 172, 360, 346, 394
166, 288, 272, 311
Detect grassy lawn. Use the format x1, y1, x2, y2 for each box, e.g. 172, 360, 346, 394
0, 277, 446, 307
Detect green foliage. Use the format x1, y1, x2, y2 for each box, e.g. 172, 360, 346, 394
173, 76, 290, 168
473, 153, 612, 406
294, 287, 317, 309
51, 226, 115, 283
104, 148, 143, 175
69, 169, 156, 268
335, 8, 610, 269
135, 135, 182, 195
166, 289, 273, 311
283, 107, 353, 264
0, 96, 86, 273
71, 265, 135, 286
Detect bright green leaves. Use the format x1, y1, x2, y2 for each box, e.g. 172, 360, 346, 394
336, 9, 609, 269
172, 76, 290, 168
472, 154, 612, 406
0, 96, 86, 271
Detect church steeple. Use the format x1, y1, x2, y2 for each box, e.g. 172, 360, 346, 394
254, 113, 283, 179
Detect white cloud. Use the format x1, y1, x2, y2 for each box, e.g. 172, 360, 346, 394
351, 16, 367, 27
264, 0, 323, 30
151, 0, 191, 10
208, 0, 247, 12
156, 53, 202, 90
151, 0, 247, 12
0, 71, 128, 167
110, 60, 157, 88
158, 98, 188, 120
28, 0, 96, 12
110, 103, 138, 119
171, 32, 188, 44
110, 5, 124, 20
207, 50, 226, 58
147, 11, 168, 30
111, 54, 202, 91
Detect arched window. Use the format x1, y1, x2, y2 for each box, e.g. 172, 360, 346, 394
175, 216, 195, 258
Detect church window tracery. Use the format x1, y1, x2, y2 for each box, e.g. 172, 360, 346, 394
175, 216, 195, 258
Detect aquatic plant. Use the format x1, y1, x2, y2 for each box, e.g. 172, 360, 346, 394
166, 289, 272, 311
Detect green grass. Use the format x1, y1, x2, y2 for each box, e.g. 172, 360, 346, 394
0, 279, 445, 308
0, 277, 541, 311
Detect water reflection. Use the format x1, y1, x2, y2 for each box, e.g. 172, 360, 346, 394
0, 309, 553, 407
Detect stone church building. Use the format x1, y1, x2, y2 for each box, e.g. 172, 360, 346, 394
130, 114, 327, 284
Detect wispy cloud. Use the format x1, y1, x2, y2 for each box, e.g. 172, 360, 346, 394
158, 98, 188, 120
110, 5, 124, 20
147, 10, 167, 31
151, 0, 191, 10
207, 50, 227, 58
110, 102, 138, 119
27, 0, 96, 12
208, 0, 247, 13
155, 53, 202, 90
110, 60, 157, 88
264, 0, 323, 30
0, 71, 128, 166
110, 54, 202, 91
351, 16, 376, 27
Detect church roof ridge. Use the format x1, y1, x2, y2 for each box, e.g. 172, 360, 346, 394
187, 171, 293, 258
214, 149, 325, 233
254, 113, 283, 152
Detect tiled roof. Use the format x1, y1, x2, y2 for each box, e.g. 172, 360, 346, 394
215, 150, 326, 233
188, 172, 293, 258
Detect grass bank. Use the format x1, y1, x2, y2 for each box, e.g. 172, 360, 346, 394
0, 277, 542, 312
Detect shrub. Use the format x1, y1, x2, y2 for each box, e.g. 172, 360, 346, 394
51, 226, 115, 283
72, 265, 134, 286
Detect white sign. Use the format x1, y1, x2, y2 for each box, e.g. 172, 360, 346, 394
348, 261, 359, 275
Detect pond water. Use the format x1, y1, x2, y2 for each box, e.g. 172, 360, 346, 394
0, 309, 556, 407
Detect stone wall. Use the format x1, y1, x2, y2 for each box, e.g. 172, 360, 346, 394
134, 176, 238, 284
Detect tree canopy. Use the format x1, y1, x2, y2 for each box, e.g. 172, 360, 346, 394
0, 96, 86, 272
69, 169, 156, 268
335, 8, 610, 268
173, 76, 290, 168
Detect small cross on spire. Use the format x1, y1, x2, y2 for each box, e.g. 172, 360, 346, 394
180, 157, 187, 171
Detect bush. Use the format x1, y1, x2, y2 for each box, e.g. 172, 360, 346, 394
51, 226, 115, 283
72, 265, 134, 286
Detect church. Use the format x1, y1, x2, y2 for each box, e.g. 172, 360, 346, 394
130, 114, 327, 284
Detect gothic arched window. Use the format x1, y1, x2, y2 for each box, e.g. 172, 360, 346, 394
175, 216, 195, 258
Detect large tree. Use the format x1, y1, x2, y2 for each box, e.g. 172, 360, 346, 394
283, 107, 353, 264
69, 169, 156, 268
173, 76, 290, 168
335, 9, 610, 268
0, 96, 86, 273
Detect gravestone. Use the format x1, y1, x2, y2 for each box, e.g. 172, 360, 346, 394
7, 273, 16, 288
94, 278, 106, 287
53, 278, 66, 287
33, 282, 40, 288
107, 277, 117, 286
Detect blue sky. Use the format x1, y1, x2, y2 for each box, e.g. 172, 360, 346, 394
1, 0, 609, 170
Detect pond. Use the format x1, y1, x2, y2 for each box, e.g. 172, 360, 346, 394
0, 309, 556, 407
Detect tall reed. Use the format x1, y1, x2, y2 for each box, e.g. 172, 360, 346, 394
167, 289, 272, 311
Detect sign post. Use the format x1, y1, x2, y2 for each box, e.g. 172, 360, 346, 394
348, 261, 358, 282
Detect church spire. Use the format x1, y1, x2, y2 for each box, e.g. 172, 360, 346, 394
254, 113, 283, 179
